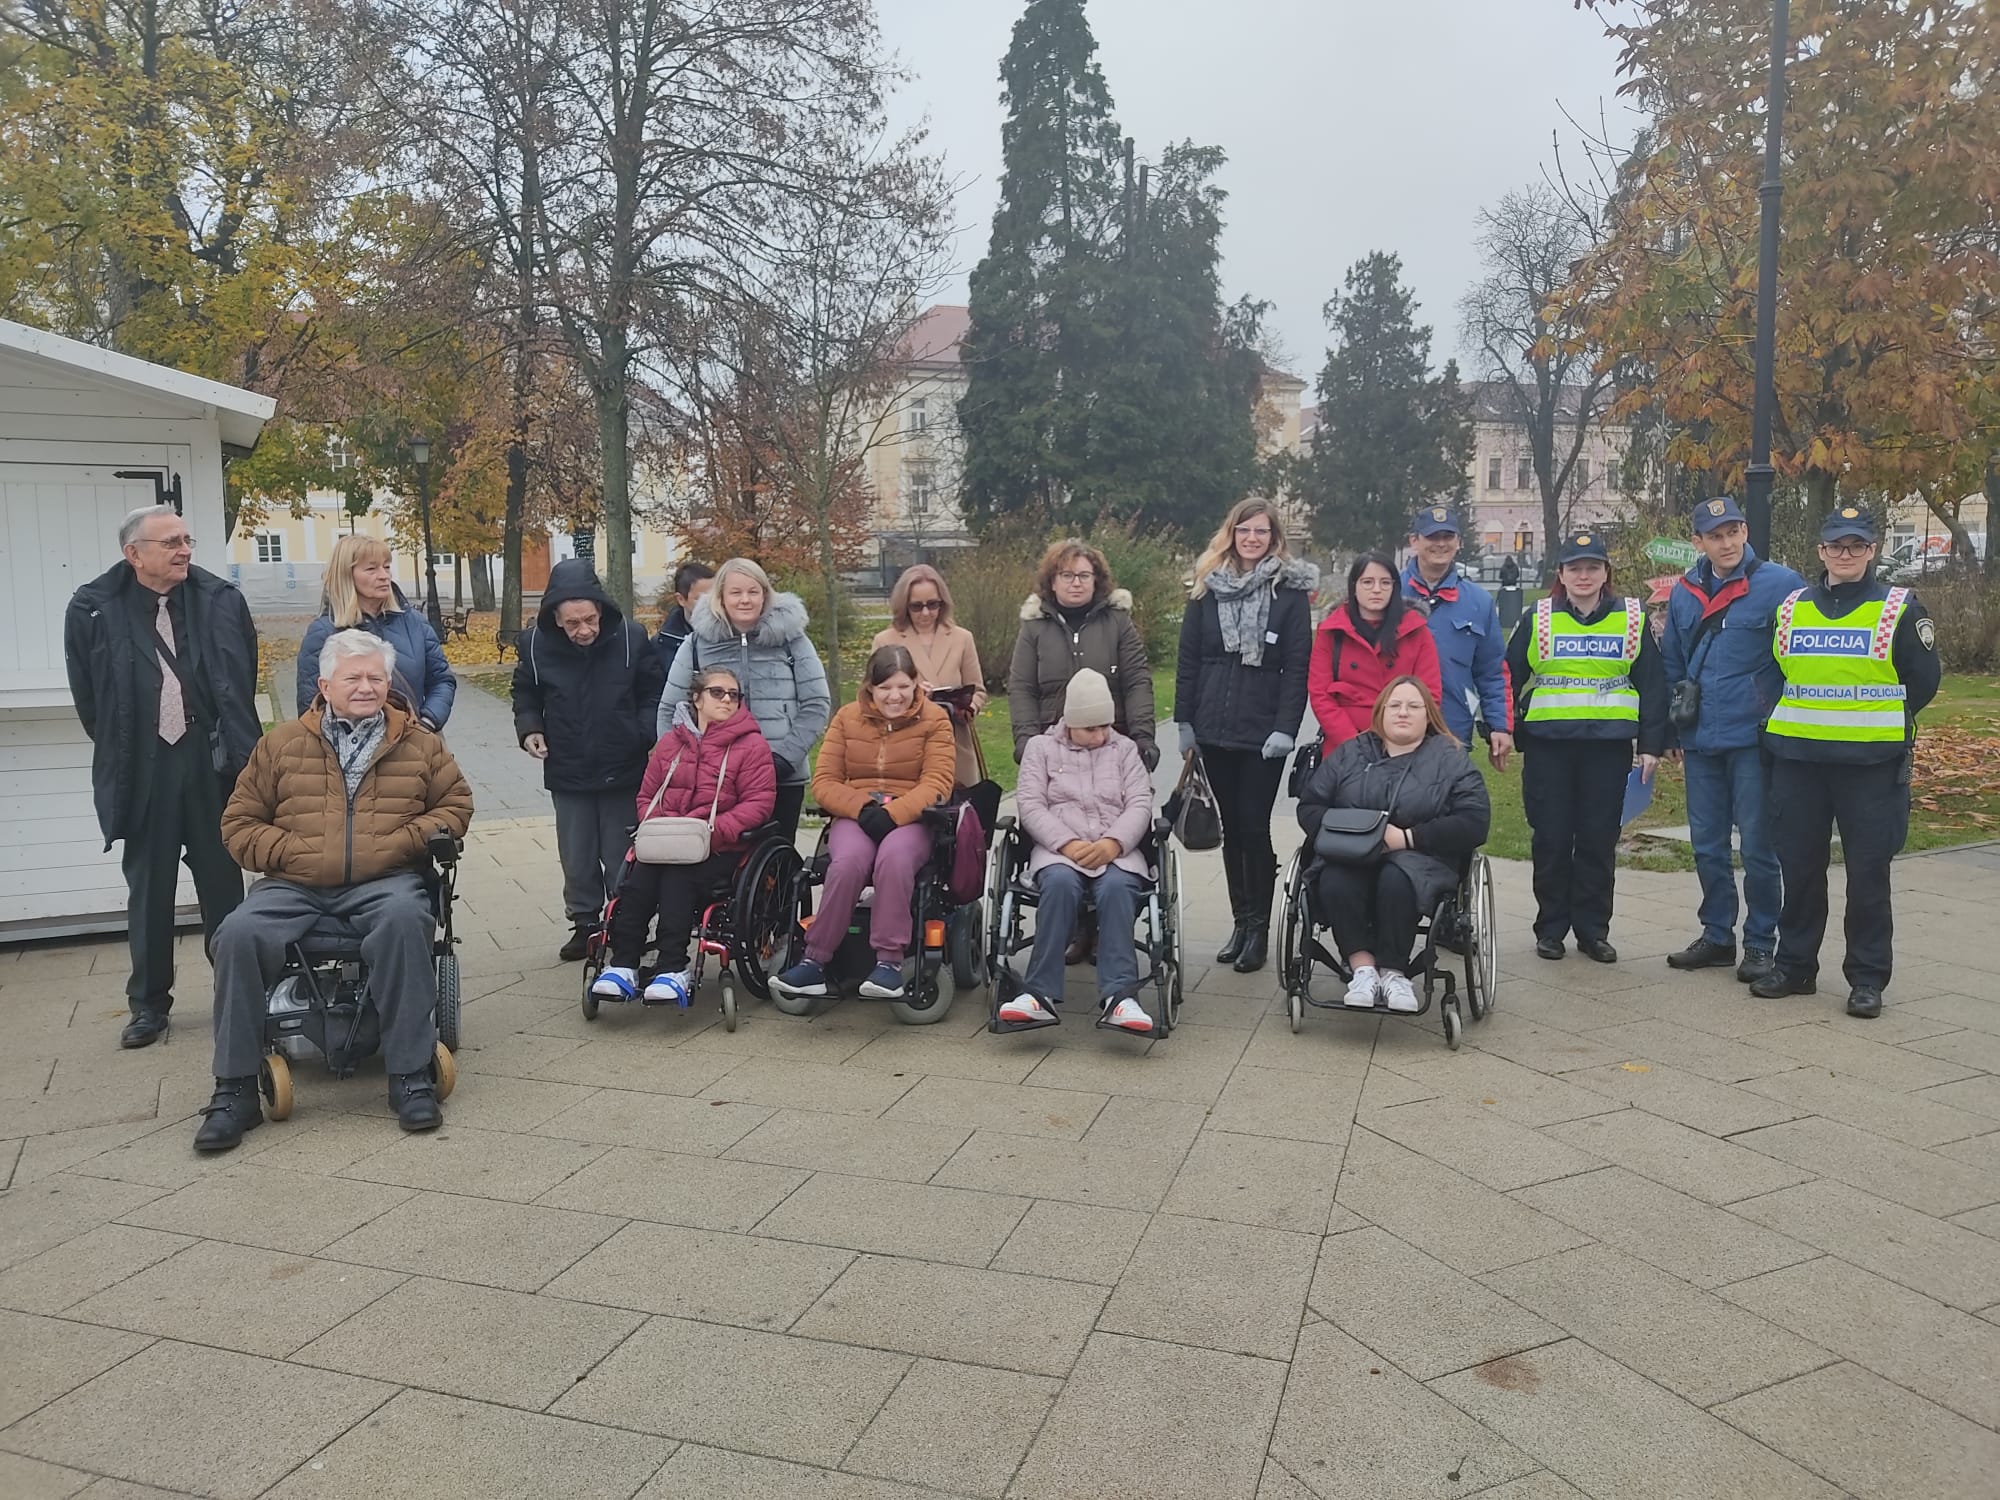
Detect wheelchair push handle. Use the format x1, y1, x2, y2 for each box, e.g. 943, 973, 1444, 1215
426, 830, 463, 865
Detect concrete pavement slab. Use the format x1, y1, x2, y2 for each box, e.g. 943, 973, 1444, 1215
1743, 1064, 1997, 1147
116, 1167, 411, 1256
1482, 1243, 1830, 1406
932, 1129, 1187, 1211
261, 1388, 674, 1500
1732, 1115, 2000, 1216
988, 1199, 1151, 1284
1365, 1096, 1607, 1191
1161, 1128, 1343, 1233
751, 1171, 1029, 1267
1715, 1361, 2000, 1500
1308, 1226, 1563, 1381
547, 1315, 908, 1465
1204, 1063, 1362, 1144
0, 1224, 193, 1316
1432, 1340, 1843, 1500
723, 1109, 969, 1183
841, 1357, 1059, 1498
1012, 1333, 1287, 1500
1755, 1023, 1979, 1091
697, 1055, 921, 1117
1919, 1072, 2000, 1119
879, 1074, 1106, 1140
1580, 1019, 1795, 1084
1729, 1178, 2000, 1310
1099, 1214, 1317, 1361
1561, 1058, 1807, 1137
1543, 1108, 1813, 1204
0, 1174, 163, 1271
528, 1089, 770, 1157
0, 1307, 150, 1426
0, 1452, 92, 1499
794, 1253, 1106, 1376
1, 1340, 393, 1500
532, 1145, 808, 1231
317, 1192, 621, 1293
634, 1445, 956, 1500
543, 1218, 852, 1329
1377, 1051, 1617, 1126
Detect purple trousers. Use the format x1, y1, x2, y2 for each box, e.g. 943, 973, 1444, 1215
807, 817, 933, 964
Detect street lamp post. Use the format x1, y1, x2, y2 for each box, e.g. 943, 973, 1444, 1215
1744, 0, 1790, 561
412, 434, 444, 636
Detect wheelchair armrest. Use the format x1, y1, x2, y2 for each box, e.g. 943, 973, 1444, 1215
426, 831, 462, 866
918, 804, 958, 832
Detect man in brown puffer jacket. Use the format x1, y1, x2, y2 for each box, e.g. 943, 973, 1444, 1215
194, 630, 474, 1152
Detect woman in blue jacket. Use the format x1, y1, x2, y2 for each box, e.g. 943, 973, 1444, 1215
295, 535, 457, 729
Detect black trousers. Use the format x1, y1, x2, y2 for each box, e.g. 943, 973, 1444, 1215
1317, 861, 1421, 973
1202, 745, 1286, 923
123, 732, 244, 1017
1770, 755, 1908, 990
773, 783, 807, 850
605, 851, 738, 970
1521, 734, 1630, 944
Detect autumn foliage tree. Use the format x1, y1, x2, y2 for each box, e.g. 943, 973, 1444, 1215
1567, 0, 2000, 550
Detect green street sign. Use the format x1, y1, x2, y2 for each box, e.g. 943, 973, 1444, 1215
1645, 537, 1698, 568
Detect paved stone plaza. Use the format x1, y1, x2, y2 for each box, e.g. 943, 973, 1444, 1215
3, 812, 1999, 1499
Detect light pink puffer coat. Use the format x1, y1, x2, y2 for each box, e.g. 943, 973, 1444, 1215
1016, 722, 1154, 879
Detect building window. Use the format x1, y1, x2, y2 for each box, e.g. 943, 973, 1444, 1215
1516, 457, 1533, 490
1483, 531, 1503, 550
327, 433, 355, 471
1486, 456, 1502, 490
430, 551, 456, 568
254, 532, 285, 564
907, 398, 928, 435
1576, 458, 1591, 490
906, 466, 934, 517
1515, 527, 1534, 554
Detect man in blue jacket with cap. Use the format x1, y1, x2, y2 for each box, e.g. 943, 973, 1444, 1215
1660, 496, 1806, 983
1403, 505, 1514, 768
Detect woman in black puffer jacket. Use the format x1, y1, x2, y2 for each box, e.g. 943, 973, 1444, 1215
1175, 497, 1318, 972
1297, 676, 1490, 1013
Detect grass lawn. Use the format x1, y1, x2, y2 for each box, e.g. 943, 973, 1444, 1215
1906, 674, 2000, 851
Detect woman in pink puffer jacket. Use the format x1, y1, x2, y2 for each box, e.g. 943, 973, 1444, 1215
1001, 670, 1158, 1035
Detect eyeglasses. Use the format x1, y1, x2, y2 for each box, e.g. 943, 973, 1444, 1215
135, 535, 196, 549
1821, 541, 1873, 558
908, 599, 943, 613
701, 686, 744, 703
1056, 570, 1096, 584
1234, 524, 1273, 539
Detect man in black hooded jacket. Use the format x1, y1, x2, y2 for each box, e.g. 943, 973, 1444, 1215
512, 559, 666, 958
64, 505, 260, 1048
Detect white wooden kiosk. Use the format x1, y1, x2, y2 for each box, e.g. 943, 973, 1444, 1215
0, 318, 274, 941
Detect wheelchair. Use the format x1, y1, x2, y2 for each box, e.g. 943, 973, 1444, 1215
579, 826, 804, 1032
1278, 840, 1498, 1050
772, 803, 984, 1026
258, 832, 464, 1120
982, 814, 1185, 1039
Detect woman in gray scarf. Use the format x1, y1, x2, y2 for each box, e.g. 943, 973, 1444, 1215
1174, 498, 1319, 972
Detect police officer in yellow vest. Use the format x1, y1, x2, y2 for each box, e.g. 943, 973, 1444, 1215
1506, 530, 1668, 963
1750, 507, 1940, 1017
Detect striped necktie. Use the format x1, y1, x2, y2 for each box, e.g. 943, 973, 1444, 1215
156, 593, 186, 745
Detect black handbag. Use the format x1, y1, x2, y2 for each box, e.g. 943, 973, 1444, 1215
1165, 749, 1224, 851
1314, 807, 1390, 864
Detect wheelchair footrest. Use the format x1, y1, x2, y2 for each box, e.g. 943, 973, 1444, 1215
989, 1010, 1062, 1035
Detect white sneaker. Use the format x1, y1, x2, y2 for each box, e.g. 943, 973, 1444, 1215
644, 970, 691, 1005
1342, 965, 1381, 1009
1101, 997, 1155, 1034
998, 994, 1057, 1026
591, 966, 638, 999
1380, 971, 1420, 1013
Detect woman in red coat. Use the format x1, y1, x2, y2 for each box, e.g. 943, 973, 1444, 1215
1308, 552, 1445, 749
593, 666, 777, 1004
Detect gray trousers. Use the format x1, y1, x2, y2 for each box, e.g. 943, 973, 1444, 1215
123, 732, 245, 1016
552, 789, 634, 922
1022, 864, 1143, 1001
210, 871, 436, 1079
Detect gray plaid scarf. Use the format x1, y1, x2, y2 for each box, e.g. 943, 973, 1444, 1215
321, 710, 387, 798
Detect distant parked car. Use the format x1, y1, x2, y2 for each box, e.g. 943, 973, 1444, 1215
1890, 553, 1973, 587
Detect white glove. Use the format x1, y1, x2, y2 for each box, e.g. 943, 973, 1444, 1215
1177, 723, 1198, 758
1261, 732, 1295, 762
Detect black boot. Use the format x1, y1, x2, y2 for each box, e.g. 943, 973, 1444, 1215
389, 1071, 443, 1131
1233, 872, 1275, 974
1233, 922, 1269, 973
193, 1077, 263, 1153
559, 921, 597, 963
1215, 847, 1248, 964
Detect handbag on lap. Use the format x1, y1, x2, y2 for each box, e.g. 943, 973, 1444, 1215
633, 747, 730, 865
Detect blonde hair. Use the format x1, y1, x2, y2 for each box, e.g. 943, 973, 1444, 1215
1372, 674, 1459, 747
324, 535, 399, 629
1191, 498, 1291, 598
888, 563, 956, 631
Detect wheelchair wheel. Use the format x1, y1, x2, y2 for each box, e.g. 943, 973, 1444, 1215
432, 1041, 457, 1100
579, 967, 601, 1022
259, 1053, 294, 1122
1287, 988, 1303, 1034
1442, 998, 1464, 1051
1154, 848, 1185, 1035
720, 981, 738, 1032
734, 841, 805, 1003
949, 902, 986, 991
435, 953, 461, 1051
1278, 850, 1310, 1003
983, 822, 1020, 987
1464, 854, 1498, 1020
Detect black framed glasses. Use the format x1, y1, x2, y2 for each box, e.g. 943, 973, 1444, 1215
701, 686, 744, 703
1821, 541, 1873, 558
1056, 570, 1095, 584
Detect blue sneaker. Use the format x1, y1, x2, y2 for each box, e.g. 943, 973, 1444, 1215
859, 961, 906, 999
772, 959, 828, 997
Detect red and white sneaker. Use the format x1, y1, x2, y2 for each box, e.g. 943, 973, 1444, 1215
998, 994, 1058, 1026
1100, 997, 1155, 1035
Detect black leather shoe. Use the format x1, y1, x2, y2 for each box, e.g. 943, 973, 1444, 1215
120, 1010, 170, 1049
1667, 937, 1737, 971
1232, 924, 1269, 973
1845, 985, 1884, 1019
389, 1072, 443, 1131
1535, 937, 1565, 961
1578, 938, 1619, 964
1215, 923, 1248, 965
1749, 971, 1817, 998
558, 923, 597, 963
1736, 948, 1777, 985
193, 1077, 263, 1153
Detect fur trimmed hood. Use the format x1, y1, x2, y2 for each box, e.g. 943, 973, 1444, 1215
690, 586, 811, 647
1021, 587, 1133, 622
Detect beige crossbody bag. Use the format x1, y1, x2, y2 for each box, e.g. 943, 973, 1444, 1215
633, 747, 730, 865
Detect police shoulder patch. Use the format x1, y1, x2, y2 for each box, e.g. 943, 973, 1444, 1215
1915, 617, 1936, 651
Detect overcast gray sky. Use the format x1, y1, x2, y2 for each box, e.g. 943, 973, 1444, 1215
874, 0, 1640, 387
